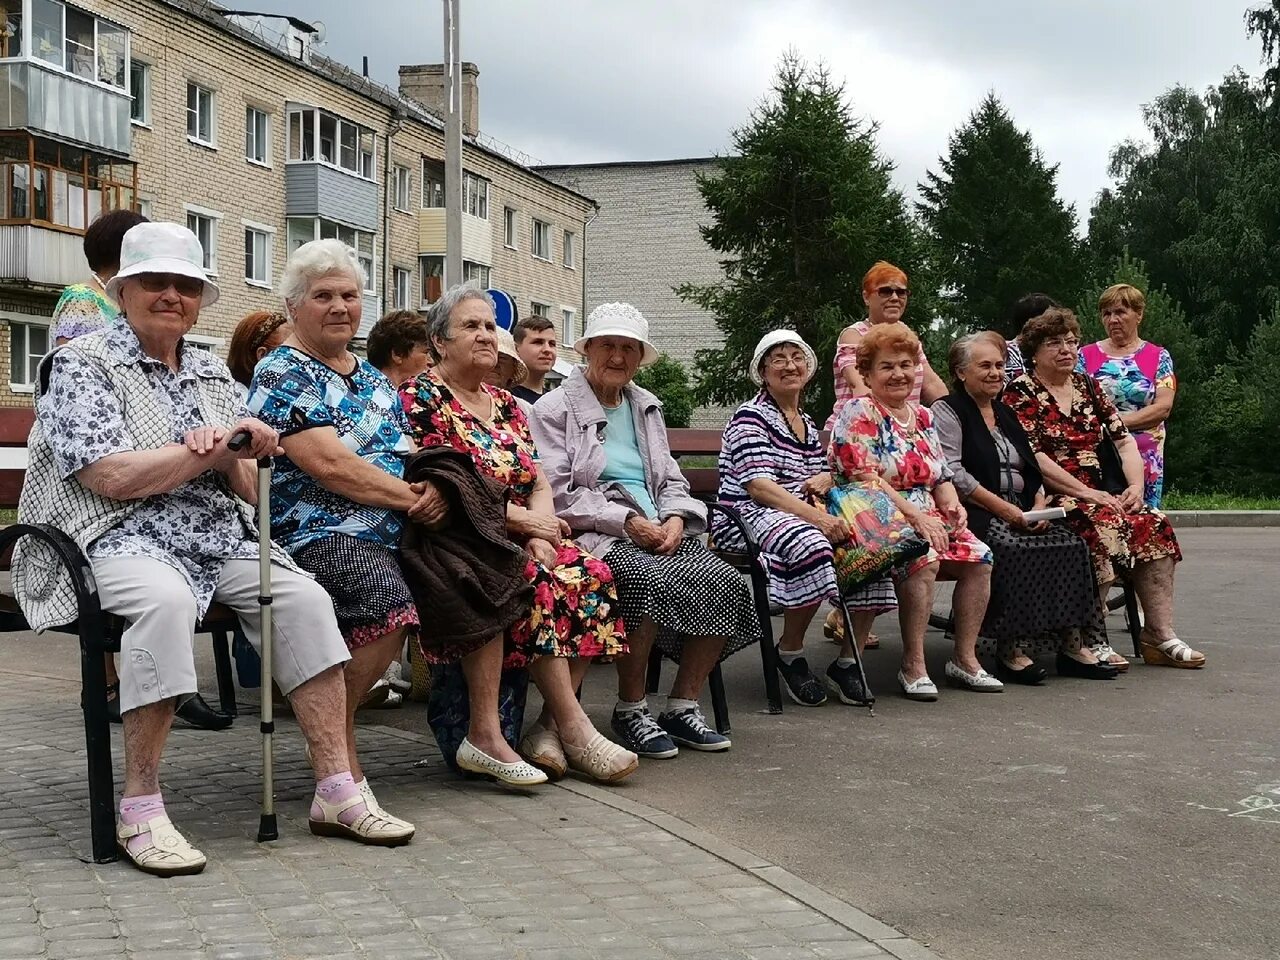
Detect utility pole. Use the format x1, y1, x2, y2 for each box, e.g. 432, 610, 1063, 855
443, 0, 463, 288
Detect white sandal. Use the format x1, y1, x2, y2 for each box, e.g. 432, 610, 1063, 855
562, 732, 639, 783
117, 814, 206, 877
1140, 636, 1205, 669
897, 670, 939, 702
456, 737, 548, 787
310, 791, 415, 846
357, 779, 414, 832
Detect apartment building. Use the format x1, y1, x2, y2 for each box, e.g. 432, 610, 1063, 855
0, 0, 594, 407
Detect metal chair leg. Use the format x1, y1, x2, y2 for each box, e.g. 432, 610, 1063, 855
708, 663, 730, 734
210, 629, 237, 717
750, 562, 783, 714
81, 621, 117, 864
838, 596, 875, 711
1123, 580, 1143, 657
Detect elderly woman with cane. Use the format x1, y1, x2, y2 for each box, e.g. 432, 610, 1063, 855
14, 223, 412, 877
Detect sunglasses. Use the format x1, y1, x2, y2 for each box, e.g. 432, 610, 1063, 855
136, 273, 205, 298
876, 286, 909, 299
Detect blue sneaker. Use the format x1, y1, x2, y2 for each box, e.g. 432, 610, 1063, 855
611, 708, 679, 759
657, 705, 731, 752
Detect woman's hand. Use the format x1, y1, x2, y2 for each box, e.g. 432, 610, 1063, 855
800, 472, 835, 500
1117, 483, 1144, 512
908, 511, 950, 555
624, 514, 667, 552
509, 505, 566, 543
525, 537, 558, 568
184, 425, 226, 456
218, 418, 282, 463
407, 479, 448, 529
941, 500, 968, 534
1077, 487, 1122, 511
814, 512, 851, 545
654, 516, 685, 555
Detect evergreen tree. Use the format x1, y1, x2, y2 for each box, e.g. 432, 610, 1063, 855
917, 93, 1082, 336
677, 54, 925, 420
633, 354, 694, 428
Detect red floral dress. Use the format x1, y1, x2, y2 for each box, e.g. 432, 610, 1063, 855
400, 370, 627, 667
830, 396, 992, 575
1002, 372, 1181, 585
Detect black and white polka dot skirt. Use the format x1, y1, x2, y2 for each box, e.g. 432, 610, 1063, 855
603, 538, 761, 663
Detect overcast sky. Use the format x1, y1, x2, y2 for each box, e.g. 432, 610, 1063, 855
291, 0, 1262, 225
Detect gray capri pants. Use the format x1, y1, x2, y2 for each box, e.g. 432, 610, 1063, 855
93, 556, 351, 714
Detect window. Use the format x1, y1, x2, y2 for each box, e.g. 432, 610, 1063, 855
25, 1, 127, 88
286, 107, 375, 179
530, 301, 549, 318
129, 61, 149, 125
288, 217, 374, 291
563, 230, 576, 269
31, 0, 61, 68
0, 133, 135, 229
187, 83, 214, 146
392, 165, 412, 211
562, 308, 577, 343
503, 207, 516, 248
1, 0, 22, 57
8, 320, 49, 389
243, 222, 273, 287
463, 171, 488, 219
137, 197, 152, 218
531, 219, 551, 261
463, 261, 490, 289
185, 207, 219, 274
245, 107, 270, 165
393, 267, 411, 310
420, 255, 444, 306
421, 160, 444, 208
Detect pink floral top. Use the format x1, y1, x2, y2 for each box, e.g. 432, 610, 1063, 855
826, 320, 926, 430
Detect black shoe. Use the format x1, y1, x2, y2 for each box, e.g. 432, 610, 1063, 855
825, 660, 870, 705
176, 693, 235, 730
995, 659, 1048, 685
1055, 652, 1119, 681
776, 647, 827, 706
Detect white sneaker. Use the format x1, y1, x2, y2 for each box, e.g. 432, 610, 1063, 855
944, 660, 1004, 692
897, 670, 938, 701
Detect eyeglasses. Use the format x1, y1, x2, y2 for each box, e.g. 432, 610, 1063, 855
1043, 337, 1080, 352
876, 286, 909, 299
766, 354, 807, 369
136, 273, 205, 298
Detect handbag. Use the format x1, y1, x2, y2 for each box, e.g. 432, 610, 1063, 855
826, 482, 929, 592
1081, 375, 1128, 494
427, 662, 529, 773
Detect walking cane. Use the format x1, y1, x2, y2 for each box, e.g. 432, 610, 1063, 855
229, 431, 278, 842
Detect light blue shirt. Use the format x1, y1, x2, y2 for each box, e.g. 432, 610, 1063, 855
599, 401, 658, 518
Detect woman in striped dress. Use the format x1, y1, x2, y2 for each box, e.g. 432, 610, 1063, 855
714, 331, 888, 707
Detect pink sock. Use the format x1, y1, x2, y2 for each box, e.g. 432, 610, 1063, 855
310, 772, 368, 826
119, 793, 164, 855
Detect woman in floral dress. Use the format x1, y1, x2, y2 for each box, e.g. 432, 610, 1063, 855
401, 285, 637, 783
1004, 307, 1203, 670
829, 322, 1001, 700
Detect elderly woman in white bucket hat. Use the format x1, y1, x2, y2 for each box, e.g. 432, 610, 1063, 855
14, 223, 413, 877
530, 303, 760, 761
714, 329, 891, 707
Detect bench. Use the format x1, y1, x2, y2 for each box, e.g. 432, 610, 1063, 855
0, 408, 240, 865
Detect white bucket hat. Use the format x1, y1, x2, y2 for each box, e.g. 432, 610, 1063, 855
574, 302, 659, 367
750, 329, 818, 385
105, 221, 220, 307
494, 327, 529, 385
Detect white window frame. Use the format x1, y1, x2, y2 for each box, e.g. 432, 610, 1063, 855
503, 206, 517, 249
561, 306, 577, 344
393, 266, 412, 310
462, 171, 489, 220
186, 82, 216, 148
184, 333, 225, 352
184, 203, 222, 275
5, 315, 51, 393
244, 105, 270, 167
563, 230, 576, 269
285, 106, 377, 181
392, 165, 412, 212
242, 219, 275, 288
531, 219, 551, 262
137, 197, 154, 219
462, 260, 490, 289
530, 300, 550, 319
26, 1, 131, 91
129, 59, 150, 127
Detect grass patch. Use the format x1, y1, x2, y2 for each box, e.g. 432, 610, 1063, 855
0, 508, 15, 525
1163, 491, 1280, 511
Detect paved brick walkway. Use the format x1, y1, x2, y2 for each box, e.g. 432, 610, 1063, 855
0, 669, 938, 960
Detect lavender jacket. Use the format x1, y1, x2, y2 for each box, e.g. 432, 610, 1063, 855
528, 367, 707, 556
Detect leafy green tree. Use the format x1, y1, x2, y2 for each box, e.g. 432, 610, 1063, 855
678, 53, 926, 421
633, 354, 694, 428
918, 93, 1083, 336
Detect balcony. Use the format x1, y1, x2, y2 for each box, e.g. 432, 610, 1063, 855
0, 222, 90, 287
418, 207, 491, 264
285, 162, 378, 232
0, 59, 130, 155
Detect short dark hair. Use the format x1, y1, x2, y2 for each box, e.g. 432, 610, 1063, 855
1017, 307, 1081, 367
513, 315, 555, 345
84, 208, 149, 273
1005, 293, 1059, 338
367, 310, 429, 370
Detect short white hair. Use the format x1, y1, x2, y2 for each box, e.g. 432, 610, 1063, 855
280, 238, 366, 307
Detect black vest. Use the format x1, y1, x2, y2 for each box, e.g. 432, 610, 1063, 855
936, 390, 1042, 540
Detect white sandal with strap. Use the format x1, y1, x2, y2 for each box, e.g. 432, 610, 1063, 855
1140, 636, 1206, 669
562, 732, 639, 783
310, 791, 415, 846
357, 780, 415, 832
117, 814, 206, 877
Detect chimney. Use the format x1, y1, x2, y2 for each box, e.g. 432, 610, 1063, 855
398, 62, 480, 137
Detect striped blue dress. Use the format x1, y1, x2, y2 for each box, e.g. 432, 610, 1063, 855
714, 391, 896, 612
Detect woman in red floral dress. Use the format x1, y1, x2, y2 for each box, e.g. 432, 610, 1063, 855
1003, 307, 1202, 670
401, 286, 638, 781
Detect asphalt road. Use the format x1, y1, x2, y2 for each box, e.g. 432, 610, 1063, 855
3, 527, 1274, 960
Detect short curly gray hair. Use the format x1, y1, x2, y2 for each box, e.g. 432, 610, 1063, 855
425, 283, 495, 361
280, 239, 366, 308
